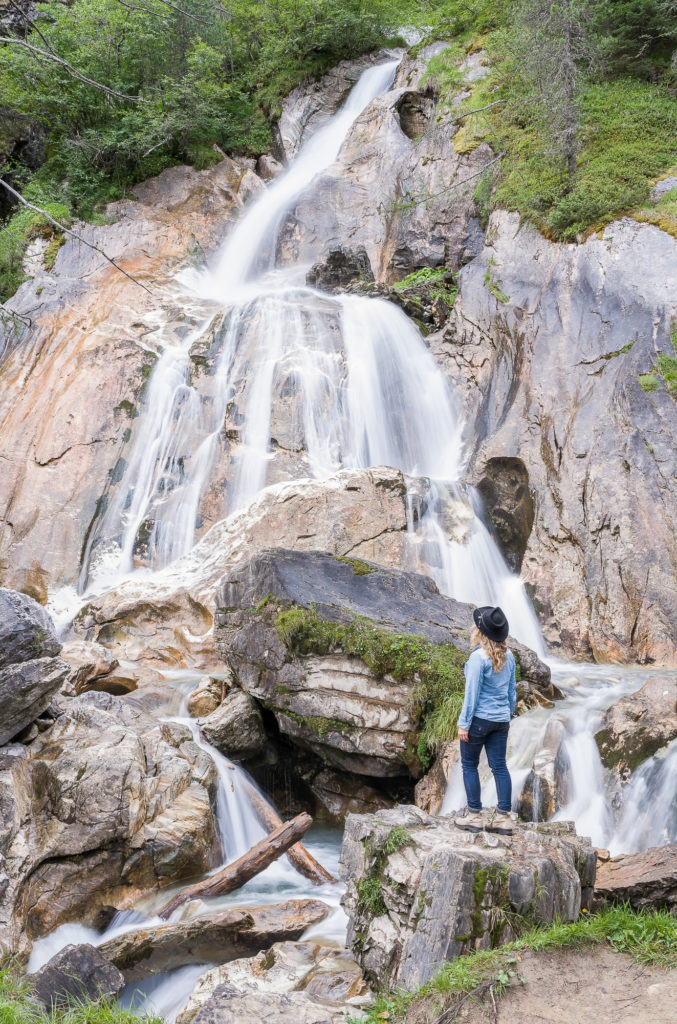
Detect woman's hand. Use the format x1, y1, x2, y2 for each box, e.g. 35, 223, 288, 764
458, 728, 469, 742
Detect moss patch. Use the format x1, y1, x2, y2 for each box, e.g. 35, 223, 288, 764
273, 604, 467, 764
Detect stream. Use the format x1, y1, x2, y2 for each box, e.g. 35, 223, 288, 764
34, 53, 676, 1020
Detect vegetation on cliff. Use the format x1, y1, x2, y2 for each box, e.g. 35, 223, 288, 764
1, 0, 676, 300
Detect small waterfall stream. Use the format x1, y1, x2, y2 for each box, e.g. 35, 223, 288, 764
35, 51, 675, 1020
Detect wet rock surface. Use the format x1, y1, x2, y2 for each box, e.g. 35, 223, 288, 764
199, 690, 268, 762
215, 549, 552, 778
518, 717, 571, 822
71, 467, 422, 672
439, 211, 677, 662
306, 246, 374, 292
0, 588, 69, 745
99, 900, 332, 981
595, 844, 677, 911
178, 939, 367, 1024
0, 157, 263, 595
340, 806, 596, 991
31, 943, 125, 1009
595, 677, 677, 779
0, 691, 218, 952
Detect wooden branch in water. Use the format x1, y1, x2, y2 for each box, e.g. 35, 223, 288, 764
157, 811, 313, 920
244, 783, 336, 884
0, 179, 153, 295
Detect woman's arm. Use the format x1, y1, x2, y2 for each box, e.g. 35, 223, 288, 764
457, 652, 482, 734
509, 652, 517, 718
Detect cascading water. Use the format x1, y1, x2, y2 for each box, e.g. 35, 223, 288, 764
80, 57, 542, 651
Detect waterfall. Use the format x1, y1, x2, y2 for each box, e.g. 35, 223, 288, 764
81, 57, 542, 651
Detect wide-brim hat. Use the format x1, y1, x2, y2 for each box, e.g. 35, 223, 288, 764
473, 605, 509, 643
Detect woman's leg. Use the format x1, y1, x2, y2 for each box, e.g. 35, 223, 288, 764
460, 723, 484, 810
485, 723, 512, 812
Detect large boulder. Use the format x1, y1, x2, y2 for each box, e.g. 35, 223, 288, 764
71, 467, 437, 672
178, 939, 367, 1024
595, 845, 677, 912
199, 690, 267, 761
0, 589, 69, 745
339, 806, 596, 991
98, 900, 332, 982
440, 211, 677, 662
0, 691, 218, 953
595, 677, 677, 780
31, 943, 125, 1009
215, 549, 553, 779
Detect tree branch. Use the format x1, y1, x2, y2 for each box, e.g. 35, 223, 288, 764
0, 37, 149, 102
0, 178, 153, 294
452, 98, 505, 123
397, 152, 505, 209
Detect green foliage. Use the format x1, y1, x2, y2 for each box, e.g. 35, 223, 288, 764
354, 904, 677, 1023
382, 825, 414, 856
0, 185, 71, 300
392, 267, 448, 291
0, 960, 164, 1024
337, 557, 375, 575
639, 322, 677, 397
640, 374, 659, 391
357, 876, 387, 916
273, 604, 466, 762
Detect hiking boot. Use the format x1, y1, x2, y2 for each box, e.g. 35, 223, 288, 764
454, 807, 486, 833
486, 810, 514, 835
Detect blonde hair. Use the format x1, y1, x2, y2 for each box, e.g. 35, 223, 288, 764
471, 625, 508, 673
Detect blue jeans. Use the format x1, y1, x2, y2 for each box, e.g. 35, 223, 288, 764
460, 716, 512, 813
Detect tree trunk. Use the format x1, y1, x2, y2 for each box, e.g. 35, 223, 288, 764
244, 783, 336, 884
157, 812, 313, 920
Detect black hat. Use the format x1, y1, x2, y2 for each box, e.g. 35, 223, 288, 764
473, 606, 509, 643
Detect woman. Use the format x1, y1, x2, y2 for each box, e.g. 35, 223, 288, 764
454, 605, 516, 836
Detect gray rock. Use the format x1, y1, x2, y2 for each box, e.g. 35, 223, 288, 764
595, 676, 677, 780
0, 588, 61, 669
306, 247, 374, 292
595, 844, 677, 912
193, 987, 342, 1024
31, 943, 124, 1009
0, 589, 68, 745
340, 807, 596, 991
650, 176, 677, 200
199, 690, 267, 761
99, 900, 332, 982
0, 691, 218, 953
215, 550, 553, 778
518, 717, 571, 822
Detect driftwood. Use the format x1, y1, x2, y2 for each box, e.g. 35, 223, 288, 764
244, 783, 336, 884
157, 812, 313, 920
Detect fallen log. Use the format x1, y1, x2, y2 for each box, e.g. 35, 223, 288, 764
244, 783, 336, 884
157, 812, 312, 920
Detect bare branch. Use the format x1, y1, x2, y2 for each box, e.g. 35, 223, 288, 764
397, 152, 505, 210
451, 98, 505, 123
0, 37, 150, 102
0, 178, 154, 294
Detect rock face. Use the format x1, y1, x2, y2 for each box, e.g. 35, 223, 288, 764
306, 247, 374, 292
215, 549, 552, 779
595, 844, 677, 911
278, 48, 489, 282
59, 639, 120, 695
518, 717, 571, 822
595, 677, 677, 779
178, 940, 367, 1024
0, 157, 263, 596
340, 806, 596, 991
414, 741, 460, 816
98, 900, 331, 982
31, 943, 125, 1009
71, 467, 431, 672
440, 211, 677, 662
275, 50, 398, 161
0, 691, 218, 952
200, 691, 268, 761
0, 589, 69, 745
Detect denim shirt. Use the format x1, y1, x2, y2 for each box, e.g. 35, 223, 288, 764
457, 646, 516, 731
